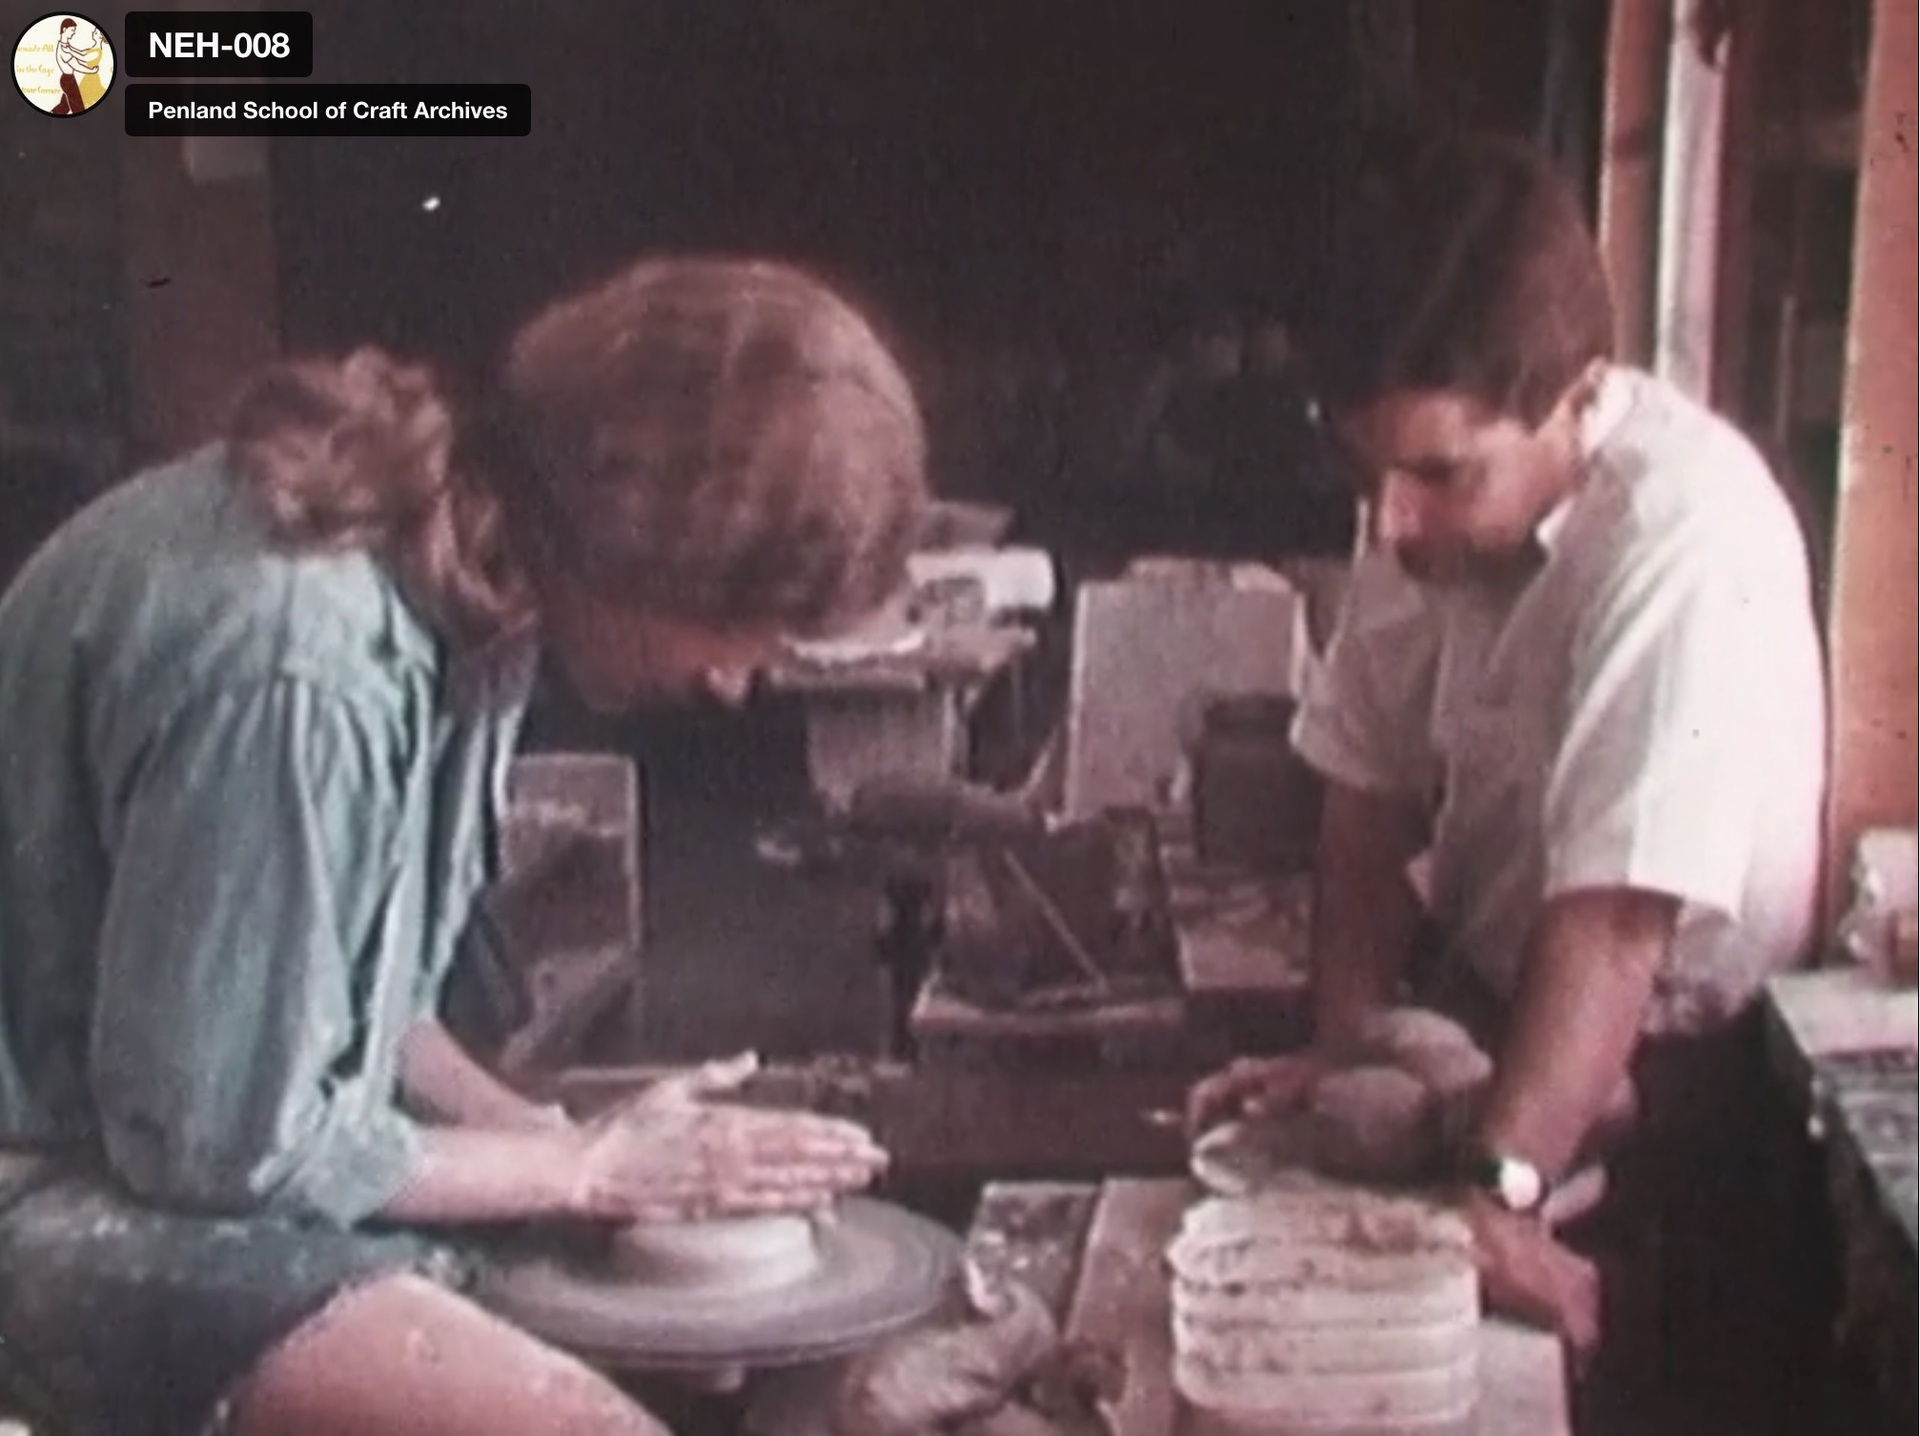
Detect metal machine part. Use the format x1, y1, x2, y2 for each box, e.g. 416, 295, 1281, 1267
760, 775, 1181, 1050
935, 805, 1179, 1011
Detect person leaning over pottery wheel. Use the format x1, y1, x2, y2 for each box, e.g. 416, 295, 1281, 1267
1187, 138, 1825, 1398
0, 258, 918, 1436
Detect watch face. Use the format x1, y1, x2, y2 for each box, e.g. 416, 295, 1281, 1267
1494, 1156, 1546, 1213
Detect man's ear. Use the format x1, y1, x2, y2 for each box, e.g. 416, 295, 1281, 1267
1560, 360, 1609, 424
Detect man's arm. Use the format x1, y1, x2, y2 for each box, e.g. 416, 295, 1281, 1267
397, 1018, 569, 1133
1186, 554, 1439, 1134
1474, 886, 1675, 1178
1287, 552, 1442, 1045
1454, 887, 1672, 1357
1310, 778, 1430, 1047
1511, 498, 1810, 1170
1185, 775, 1430, 1133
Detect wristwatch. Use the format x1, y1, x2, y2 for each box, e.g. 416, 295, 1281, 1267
1458, 1146, 1549, 1216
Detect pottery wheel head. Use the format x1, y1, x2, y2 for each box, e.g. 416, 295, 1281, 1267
608, 1214, 823, 1295
478, 1197, 962, 1372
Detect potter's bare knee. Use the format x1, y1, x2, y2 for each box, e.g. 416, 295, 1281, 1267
227, 1272, 666, 1436
516, 1348, 669, 1436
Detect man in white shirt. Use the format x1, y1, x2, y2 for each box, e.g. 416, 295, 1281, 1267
1188, 137, 1826, 1392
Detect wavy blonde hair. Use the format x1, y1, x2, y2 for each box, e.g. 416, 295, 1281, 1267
226, 257, 929, 648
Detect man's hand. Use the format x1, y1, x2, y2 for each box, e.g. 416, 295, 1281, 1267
1184, 1051, 1333, 1138
573, 1054, 890, 1224
1461, 1190, 1602, 1362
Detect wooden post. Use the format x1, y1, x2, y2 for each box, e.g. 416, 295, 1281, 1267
1596, 0, 1673, 366
1824, 0, 1919, 919
1653, 0, 1730, 400
1708, 0, 1767, 422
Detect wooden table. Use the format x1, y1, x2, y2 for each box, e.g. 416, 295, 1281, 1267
968, 1178, 1571, 1436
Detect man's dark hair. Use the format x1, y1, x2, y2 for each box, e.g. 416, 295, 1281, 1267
1316, 135, 1615, 427
59, 17, 76, 28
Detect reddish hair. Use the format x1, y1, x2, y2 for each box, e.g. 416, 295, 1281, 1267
225, 257, 928, 646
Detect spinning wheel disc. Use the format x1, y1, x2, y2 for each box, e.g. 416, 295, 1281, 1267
476, 1198, 961, 1372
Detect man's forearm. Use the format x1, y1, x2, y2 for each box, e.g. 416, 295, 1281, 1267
398, 1019, 566, 1132
1310, 781, 1428, 1045
1475, 887, 1675, 1179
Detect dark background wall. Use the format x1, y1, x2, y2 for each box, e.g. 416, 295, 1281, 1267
264, 0, 1573, 544
272, 1, 1358, 363
1, 0, 1574, 590
0, 72, 128, 582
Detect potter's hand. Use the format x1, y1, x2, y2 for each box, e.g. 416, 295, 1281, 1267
573, 1053, 889, 1224
1461, 1190, 1602, 1363
1184, 1051, 1331, 1139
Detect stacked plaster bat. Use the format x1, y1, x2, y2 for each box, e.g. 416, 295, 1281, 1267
1169, 1180, 1480, 1436
1174, 1009, 1494, 1436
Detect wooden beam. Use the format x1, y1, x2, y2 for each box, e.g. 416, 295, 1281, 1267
1596, 0, 1673, 366
1653, 0, 1731, 400
1825, 0, 1919, 919
1709, 0, 1768, 421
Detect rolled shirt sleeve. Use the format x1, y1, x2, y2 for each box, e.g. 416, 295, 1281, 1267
1290, 552, 1441, 799
89, 675, 428, 1225
408, 643, 535, 1025
1542, 519, 1769, 917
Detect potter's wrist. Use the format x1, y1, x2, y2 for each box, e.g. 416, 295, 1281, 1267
562, 1127, 629, 1222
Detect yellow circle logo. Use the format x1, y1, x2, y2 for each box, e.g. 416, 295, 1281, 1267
13, 13, 115, 116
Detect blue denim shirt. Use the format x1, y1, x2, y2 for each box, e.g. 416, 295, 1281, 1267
0, 445, 530, 1225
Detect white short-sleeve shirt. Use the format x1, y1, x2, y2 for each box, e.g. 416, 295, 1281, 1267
1293, 367, 1827, 1035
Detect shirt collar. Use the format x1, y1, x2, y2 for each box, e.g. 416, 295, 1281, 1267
1535, 366, 1635, 555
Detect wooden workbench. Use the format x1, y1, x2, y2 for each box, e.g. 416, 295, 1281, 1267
968, 1178, 1572, 1436
908, 816, 1314, 1074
